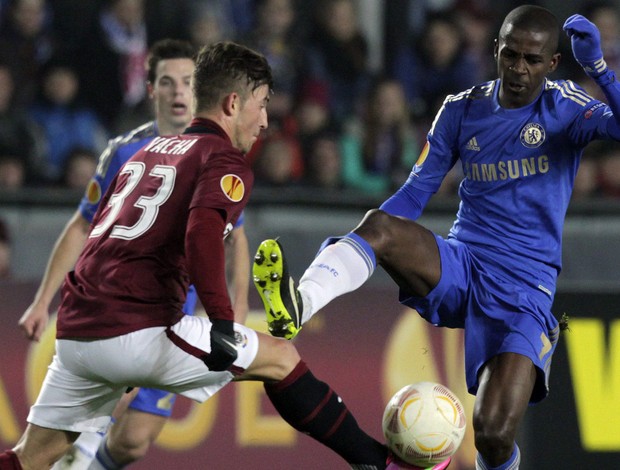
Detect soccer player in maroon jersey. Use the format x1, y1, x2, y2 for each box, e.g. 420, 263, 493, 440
0, 42, 389, 470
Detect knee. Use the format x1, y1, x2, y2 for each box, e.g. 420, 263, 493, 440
15, 446, 71, 470
473, 410, 517, 462
268, 340, 301, 381
355, 209, 395, 250
107, 431, 151, 464
13, 427, 78, 469
257, 338, 301, 382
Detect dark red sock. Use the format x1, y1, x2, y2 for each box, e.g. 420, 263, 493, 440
265, 361, 387, 468
0, 451, 23, 470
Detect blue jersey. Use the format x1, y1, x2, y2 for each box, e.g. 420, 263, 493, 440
390, 78, 616, 288
79, 122, 158, 224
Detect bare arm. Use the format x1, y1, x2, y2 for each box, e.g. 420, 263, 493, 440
18, 210, 90, 341
225, 225, 250, 324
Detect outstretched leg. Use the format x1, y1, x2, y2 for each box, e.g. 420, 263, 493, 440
238, 332, 388, 468
253, 209, 441, 338
1, 424, 78, 470
265, 360, 388, 468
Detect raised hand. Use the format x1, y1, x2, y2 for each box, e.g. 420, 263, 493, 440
563, 14, 607, 77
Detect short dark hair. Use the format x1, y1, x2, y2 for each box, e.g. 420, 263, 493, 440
192, 41, 273, 112
500, 5, 560, 53
146, 39, 196, 84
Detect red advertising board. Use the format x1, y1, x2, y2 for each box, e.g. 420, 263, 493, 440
1, 281, 619, 469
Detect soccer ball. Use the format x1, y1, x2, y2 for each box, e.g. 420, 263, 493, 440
382, 381, 466, 467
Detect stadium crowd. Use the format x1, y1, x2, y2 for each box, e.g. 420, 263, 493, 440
1, 0, 620, 198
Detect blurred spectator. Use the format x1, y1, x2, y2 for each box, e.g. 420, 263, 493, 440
456, 5, 495, 83
383, 0, 462, 75
28, 58, 108, 182
239, 0, 303, 126
391, 10, 478, 124
0, 61, 45, 184
185, 3, 234, 50
293, 79, 337, 157
76, 0, 149, 131
573, 156, 600, 199
224, 0, 256, 36
340, 77, 419, 194
48, 0, 99, 51
141, 0, 190, 43
60, 146, 97, 189
0, 0, 58, 107
183, 0, 255, 44
303, 0, 372, 126
253, 133, 303, 187
434, 164, 462, 197
0, 0, 8, 22
0, 153, 26, 189
0, 218, 11, 279
571, 140, 604, 199
302, 132, 342, 189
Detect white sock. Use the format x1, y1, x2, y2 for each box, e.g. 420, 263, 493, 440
298, 235, 375, 324
74, 430, 107, 458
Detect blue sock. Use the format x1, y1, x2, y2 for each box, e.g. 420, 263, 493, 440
314, 233, 376, 270
90, 439, 124, 470
342, 232, 376, 271
476, 443, 520, 470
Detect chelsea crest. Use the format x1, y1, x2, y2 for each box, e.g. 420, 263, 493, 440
520, 123, 545, 148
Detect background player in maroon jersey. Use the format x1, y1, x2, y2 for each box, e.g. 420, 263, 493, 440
0, 41, 388, 470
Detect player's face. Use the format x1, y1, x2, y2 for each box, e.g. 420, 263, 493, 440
495, 26, 560, 109
149, 58, 195, 135
232, 84, 270, 154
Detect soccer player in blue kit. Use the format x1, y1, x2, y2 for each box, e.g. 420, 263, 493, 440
19, 39, 249, 469
253, 6, 620, 470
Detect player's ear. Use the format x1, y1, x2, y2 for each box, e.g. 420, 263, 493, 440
147, 81, 155, 99
223, 92, 238, 117
493, 39, 499, 60
548, 52, 561, 74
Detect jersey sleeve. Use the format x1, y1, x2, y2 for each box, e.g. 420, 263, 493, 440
409, 98, 460, 192
380, 96, 460, 219
558, 80, 616, 146
78, 142, 128, 223
234, 210, 245, 228
190, 150, 253, 227
185, 207, 233, 322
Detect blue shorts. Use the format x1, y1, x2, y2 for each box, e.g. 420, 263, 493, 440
128, 388, 178, 417
399, 235, 560, 403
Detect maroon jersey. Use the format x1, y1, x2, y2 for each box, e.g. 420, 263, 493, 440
56, 118, 252, 338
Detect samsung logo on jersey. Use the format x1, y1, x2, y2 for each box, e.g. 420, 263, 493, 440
465, 155, 549, 182
144, 136, 198, 155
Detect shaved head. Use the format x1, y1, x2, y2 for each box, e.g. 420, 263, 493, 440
500, 5, 560, 53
